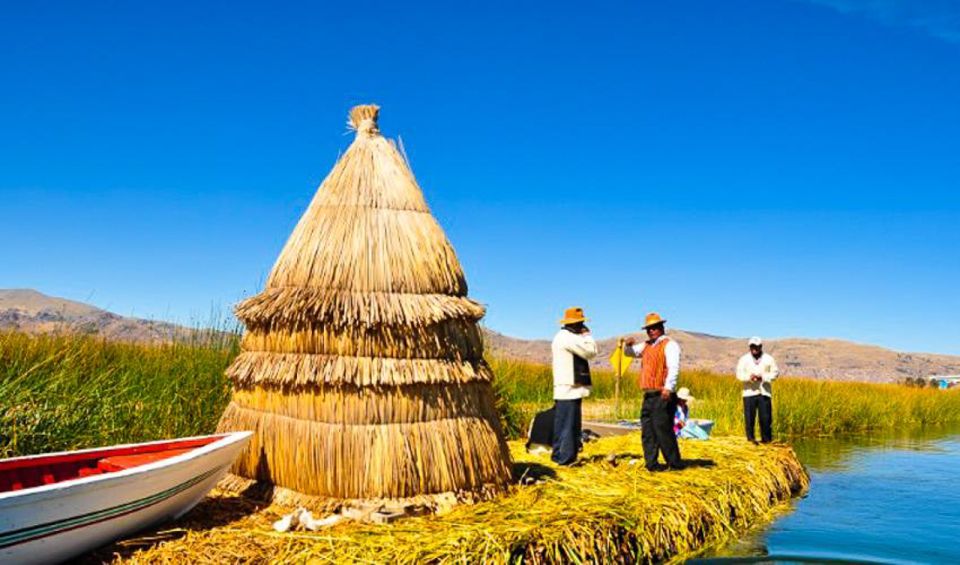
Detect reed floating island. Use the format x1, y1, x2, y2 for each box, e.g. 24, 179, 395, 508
126, 105, 811, 563
216, 104, 512, 510
112, 435, 808, 563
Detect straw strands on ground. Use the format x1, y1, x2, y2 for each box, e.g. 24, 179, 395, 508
109, 435, 808, 564
216, 104, 512, 508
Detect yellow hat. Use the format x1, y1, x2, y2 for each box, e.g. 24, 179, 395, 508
559, 307, 588, 326
641, 312, 667, 329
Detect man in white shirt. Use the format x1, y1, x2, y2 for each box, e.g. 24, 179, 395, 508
623, 312, 683, 471
551, 307, 598, 465
736, 336, 780, 443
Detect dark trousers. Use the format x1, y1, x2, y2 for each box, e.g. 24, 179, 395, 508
744, 395, 773, 442
640, 392, 682, 470
552, 399, 582, 465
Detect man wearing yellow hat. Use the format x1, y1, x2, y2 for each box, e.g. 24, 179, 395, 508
623, 312, 683, 471
551, 307, 598, 465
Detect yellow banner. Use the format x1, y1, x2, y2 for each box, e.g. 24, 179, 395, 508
609, 342, 634, 376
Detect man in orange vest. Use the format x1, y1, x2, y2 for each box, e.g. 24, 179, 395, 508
624, 312, 684, 471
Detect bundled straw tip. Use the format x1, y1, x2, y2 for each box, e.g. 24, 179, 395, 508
349, 104, 380, 134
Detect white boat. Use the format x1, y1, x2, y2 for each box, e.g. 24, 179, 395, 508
583, 420, 641, 437
584, 418, 715, 438
0, 431, 251, 565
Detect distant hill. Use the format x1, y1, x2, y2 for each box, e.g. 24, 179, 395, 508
0, 289, 192, 342
3, 289, 958, 383
483, 329, 960, 384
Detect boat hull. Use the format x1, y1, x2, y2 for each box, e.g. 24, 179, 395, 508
0, 432, 251, 565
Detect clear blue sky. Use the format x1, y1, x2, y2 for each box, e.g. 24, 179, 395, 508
2, 1, 959, 354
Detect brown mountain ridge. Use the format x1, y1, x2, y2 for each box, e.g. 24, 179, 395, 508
0, 289, 192, 343
484, 329, 960, 383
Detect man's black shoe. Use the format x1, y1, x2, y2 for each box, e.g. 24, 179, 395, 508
667, 462, 686, 471
646, 463, 667, 472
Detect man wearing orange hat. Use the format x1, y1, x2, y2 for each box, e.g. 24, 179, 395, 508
623, 312, 684, 471
551, 307, 598, 465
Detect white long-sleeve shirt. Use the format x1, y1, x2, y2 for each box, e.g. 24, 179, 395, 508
736, 352, 780, 397
552, 329, 598, 400
624, 335, 681, 392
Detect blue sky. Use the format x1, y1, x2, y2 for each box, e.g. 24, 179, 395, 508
2, 1, 959, 354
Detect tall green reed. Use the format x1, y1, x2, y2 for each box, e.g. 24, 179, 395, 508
488, 358, 960, 439
3, 331, 958, 455
0, 331, 237, 457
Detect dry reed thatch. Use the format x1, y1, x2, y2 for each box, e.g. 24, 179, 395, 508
108, 436, 809, 564
216, 104, 512, 509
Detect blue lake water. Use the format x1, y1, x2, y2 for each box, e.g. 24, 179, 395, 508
692, 428, 960, 564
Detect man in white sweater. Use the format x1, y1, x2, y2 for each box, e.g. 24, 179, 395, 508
550, 307, 598, 465
736, 337, 780, 443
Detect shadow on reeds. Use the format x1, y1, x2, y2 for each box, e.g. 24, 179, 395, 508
577, 452, 641, 466
680, 457, 716, 469
79, 494, 264, 564
573, 451, 716, 468
512, 461, 557, 484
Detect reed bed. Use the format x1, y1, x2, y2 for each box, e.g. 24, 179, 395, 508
0, 330, 235, 458
4, 330, 959, 461
490, 358, 960, 438
5, 329, 958, 452
108, 435, 808, 564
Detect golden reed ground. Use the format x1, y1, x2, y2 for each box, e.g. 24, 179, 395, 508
100, 435, 807, 564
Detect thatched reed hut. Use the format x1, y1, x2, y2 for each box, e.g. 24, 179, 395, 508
217, 105, 512, 509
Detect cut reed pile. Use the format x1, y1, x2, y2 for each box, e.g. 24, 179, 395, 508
216, 104, 511, 508
111, 435, 808, 564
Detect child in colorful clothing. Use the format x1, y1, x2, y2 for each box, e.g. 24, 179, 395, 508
674, 388, 710, 440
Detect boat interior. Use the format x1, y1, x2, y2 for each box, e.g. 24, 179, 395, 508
0, 436, 221, 494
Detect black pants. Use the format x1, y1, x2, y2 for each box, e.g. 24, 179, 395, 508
743, 395, 773, 442
640, 392, 682, 470
552, 398, 582, 465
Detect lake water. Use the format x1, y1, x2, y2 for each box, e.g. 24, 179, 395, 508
692, 427, 960, 564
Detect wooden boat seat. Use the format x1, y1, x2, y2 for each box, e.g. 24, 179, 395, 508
97, 448, 193, 472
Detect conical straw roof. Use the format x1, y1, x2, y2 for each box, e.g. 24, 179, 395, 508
217, 105, 512, 509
